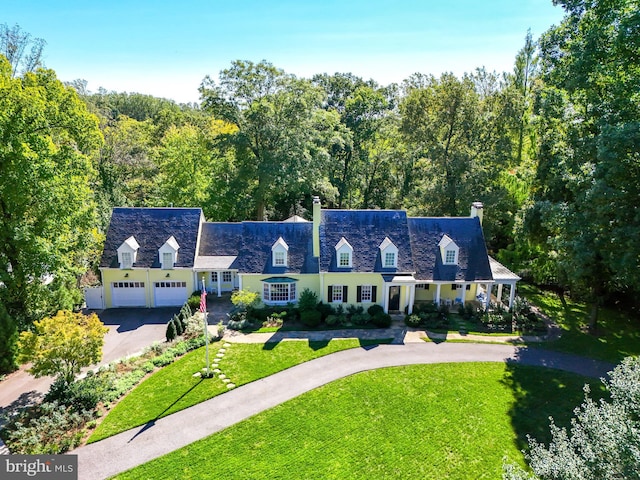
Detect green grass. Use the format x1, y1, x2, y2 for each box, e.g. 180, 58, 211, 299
519, 284, 640, 363
113, 363, 600, 480
89, 338, 391, 443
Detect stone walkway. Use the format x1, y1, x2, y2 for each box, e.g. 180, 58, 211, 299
73, 334, 614, 480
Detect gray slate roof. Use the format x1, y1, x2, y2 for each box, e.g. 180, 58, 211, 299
100, 208, 202, 269
319, 210, 414, 273
408, 217, 492, 282
198, 223, 243, 257
234, 222, 318, 274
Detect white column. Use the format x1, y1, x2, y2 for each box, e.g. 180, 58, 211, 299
484, 283, 491, 311
497, 283, 504, 306
383, 284, 390, 313
435, 284, 441, 305
461, 282, 467, 304
408, 285, 415, 314
217, 272, 221, 297
508, 282, 517, 309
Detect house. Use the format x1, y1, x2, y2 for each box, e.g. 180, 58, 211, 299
96, 199, 520, 312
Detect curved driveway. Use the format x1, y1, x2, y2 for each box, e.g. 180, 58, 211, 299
74, 342, 614, 480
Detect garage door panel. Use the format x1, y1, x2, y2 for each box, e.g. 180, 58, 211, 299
154, 281, 187, 307
112, 281, 146, 307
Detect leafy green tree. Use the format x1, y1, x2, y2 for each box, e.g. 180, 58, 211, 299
200, 60, 339, 219
503, 356, 640, 479
517, 0, 640, 329
0, 55, 103, 371
0, 302, 18, 372
18, 311, 109, 385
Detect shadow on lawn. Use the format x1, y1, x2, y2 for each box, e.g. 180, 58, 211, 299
502, 351, 608, 451
128, 379, 204, 443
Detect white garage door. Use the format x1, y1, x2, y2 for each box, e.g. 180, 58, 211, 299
111, 281, 146, 307
154, 281, 188, 307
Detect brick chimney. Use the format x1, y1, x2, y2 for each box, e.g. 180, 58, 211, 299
313, 196, 321, 257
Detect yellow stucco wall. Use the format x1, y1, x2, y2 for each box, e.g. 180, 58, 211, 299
101, 268, 194, 308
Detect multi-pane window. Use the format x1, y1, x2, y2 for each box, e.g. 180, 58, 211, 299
222, 271, 232, 283
360, 285, 372, 302
332, 285, 343, 303
416, 283, 429, 290
339, 252, 351, 267
274, 251, 286, 266
211, 272, 218, 282
445, 250, 456, 264
384, 252, 396, 268
121, 252, 132, 269
154, 281, 186, 288
113, 282, 144, 288
162, 252, 173, 269
263, 282, 296, 303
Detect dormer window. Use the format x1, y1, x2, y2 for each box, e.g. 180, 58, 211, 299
272, 237, 289, 267
335, 237, 353, 268
379, 237, 398, 269
439, 234, 459, 265
117, 236, 140, 269
159, 236, 180, 269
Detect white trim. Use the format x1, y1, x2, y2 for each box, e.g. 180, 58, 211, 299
335, 237, 353, 268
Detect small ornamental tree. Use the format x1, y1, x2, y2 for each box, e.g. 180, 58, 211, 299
165, 319, 177, 342
17, 310, 109, 385
503, 356, 640, 480
231, 289, 260, 309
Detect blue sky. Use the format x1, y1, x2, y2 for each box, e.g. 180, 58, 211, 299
4, 0, 565, 103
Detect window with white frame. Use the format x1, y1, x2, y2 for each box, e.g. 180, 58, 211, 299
335, 237, 353, 268
445, 250, 456, 264
263, 282, 297, 303
162, 252, 173, 269
211, 272, 218, 282
121, 252, 133, 269
271, 237, 289, 267
332, 286, 344, 303
379, 237, 398, 268
274, 251, 286, 266
384, 252, 396, 268
360, 285, 372, 302
416, 284, 429, 290
222, 271, 232, 283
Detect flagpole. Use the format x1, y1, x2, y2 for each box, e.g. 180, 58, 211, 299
201, 277, 209, 376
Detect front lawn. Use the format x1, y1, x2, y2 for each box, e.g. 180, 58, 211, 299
519, 284, 640, 363
90, 338, 391, 443
113, 363, 598, 480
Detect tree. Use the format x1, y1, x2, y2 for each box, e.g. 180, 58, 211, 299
200, 60, 337, 219
503, 356, 640, 479
17, 311, 109, 385
0, 23, 46, 77
0, 55, 103, 371
518, 0, 640, 329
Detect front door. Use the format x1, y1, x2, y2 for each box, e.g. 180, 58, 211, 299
388, 286, 400, 311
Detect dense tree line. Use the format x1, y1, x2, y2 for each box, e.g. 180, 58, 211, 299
0, 0, 638, 371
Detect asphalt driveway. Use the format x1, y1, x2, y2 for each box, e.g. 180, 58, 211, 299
0, 307, 179, 411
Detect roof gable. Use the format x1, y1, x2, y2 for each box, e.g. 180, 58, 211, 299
100, 208, 202, 269
408, 217, 492, 282
320, 210, 413, 273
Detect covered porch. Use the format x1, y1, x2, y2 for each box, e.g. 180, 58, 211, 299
193, 256, 239, 297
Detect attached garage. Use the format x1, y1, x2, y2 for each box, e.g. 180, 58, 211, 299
111, 281, 146, 307
153, 281, 187, 307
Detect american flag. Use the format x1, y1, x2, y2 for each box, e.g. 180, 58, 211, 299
199, 289, 207, 313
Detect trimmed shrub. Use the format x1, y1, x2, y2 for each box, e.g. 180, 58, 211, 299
405, 314, 422, 328
350, 313, 371, 326
166, 319, 177, 342
45, 376, 113, 412
371, 312, 392, 328
316, 302, 334, 320
300, 309, 322, 327
367, 304, 384, 317
187, 293, 202, 312
298, 288, 319, 312
173, 314, 184, 336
